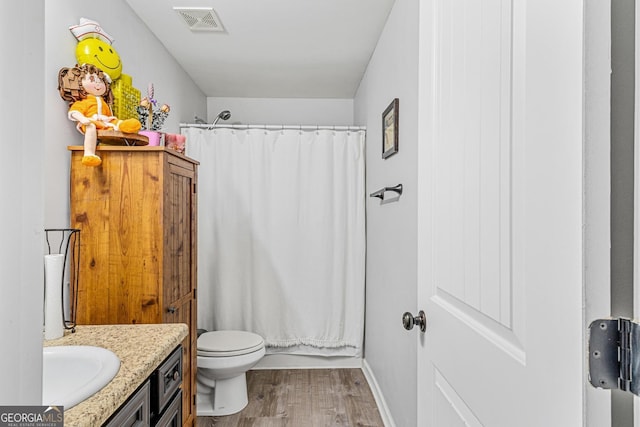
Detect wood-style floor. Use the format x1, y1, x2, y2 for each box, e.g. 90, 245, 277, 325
196, 369, 385, 427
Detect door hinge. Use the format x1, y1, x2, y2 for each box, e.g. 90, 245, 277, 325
588, 318, 640, 395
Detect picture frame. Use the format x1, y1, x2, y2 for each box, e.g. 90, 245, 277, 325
382, 98, 399, 159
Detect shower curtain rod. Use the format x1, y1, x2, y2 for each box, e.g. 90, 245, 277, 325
179, 123, 366, 131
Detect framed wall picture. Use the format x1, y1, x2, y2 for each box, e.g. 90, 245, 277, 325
382, 98, 399, 159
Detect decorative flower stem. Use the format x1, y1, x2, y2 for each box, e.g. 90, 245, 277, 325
137, 83, 170, 131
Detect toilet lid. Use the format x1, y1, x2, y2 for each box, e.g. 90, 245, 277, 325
197, 330, 264, 357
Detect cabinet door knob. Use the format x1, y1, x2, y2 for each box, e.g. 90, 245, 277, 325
167, 306, 177, 314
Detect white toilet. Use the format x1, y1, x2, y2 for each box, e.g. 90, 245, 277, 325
196, 330, 266, 416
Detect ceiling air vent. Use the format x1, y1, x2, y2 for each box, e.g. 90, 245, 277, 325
173, 7, 225, 32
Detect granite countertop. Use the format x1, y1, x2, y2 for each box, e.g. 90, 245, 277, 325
44, 323, 188, 426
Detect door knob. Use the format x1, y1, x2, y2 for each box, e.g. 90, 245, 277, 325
402, 310, 427, 332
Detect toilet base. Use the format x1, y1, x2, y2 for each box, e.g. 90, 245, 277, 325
197, 373, 249, 416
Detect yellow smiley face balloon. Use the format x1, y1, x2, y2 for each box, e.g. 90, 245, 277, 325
75, 38, 122, 81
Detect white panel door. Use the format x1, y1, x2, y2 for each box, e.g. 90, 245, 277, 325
416, 0, 609, 425
635, 2, 640, 425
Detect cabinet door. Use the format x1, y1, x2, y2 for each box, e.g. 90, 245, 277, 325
155, 390, 183, 427
164, 160, 196, 304
104, 380, 150, 427
165, 295, 195, 427
163, 156, 197, 427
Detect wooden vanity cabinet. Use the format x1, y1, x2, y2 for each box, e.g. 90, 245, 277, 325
104, 380, 151, 427
68, 146, 198, 427
105, 345, 183, 427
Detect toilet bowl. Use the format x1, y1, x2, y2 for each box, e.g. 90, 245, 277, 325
196, 330, 266, 416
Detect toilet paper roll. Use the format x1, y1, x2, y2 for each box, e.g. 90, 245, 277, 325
44, 254, 65, 340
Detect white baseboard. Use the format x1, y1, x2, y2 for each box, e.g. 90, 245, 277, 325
362, 359, 396, 427
254, 353, 363, 370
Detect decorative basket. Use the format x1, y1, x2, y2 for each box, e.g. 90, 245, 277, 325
111, 74, 141, 121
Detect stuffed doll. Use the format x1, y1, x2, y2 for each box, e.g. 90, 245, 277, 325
58, 64, 141, 166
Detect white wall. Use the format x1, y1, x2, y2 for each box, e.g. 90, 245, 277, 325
354, 1, 419, 426
0, 1, 46, 405
206, 97, 354, 126
44, 0, 207, 227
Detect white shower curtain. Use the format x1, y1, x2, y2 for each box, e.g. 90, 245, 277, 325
184, 127, 366, 357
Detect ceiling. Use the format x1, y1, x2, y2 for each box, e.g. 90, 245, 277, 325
125, 0, 395, 99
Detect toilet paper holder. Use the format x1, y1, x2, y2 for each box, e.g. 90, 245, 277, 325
45, 228, 81, 332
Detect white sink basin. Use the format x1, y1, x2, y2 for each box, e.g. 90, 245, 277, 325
42, 345, 120, 409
